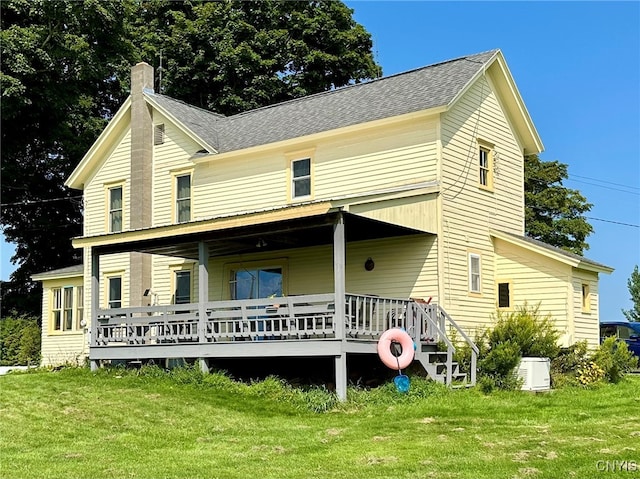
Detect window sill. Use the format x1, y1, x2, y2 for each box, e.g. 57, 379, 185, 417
47, 331, 84, 337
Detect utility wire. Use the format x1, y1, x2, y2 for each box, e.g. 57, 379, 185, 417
0, 195, 82, 207
585, 216, 639, 228
570, 173, 639, 191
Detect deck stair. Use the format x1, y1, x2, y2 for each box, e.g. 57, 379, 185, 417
409, 302, 478, 387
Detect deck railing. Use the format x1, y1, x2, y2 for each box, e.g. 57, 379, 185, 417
93, 293, 474, 366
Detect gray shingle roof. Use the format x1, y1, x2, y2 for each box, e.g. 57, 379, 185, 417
31, 264, 84, 280
148, 49, 499, 154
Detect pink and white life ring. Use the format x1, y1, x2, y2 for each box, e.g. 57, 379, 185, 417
377, 328, 415, 370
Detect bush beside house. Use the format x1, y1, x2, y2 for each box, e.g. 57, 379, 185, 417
0, 313, 41, 366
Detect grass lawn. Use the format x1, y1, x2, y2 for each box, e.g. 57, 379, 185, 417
1, 367, 638, 479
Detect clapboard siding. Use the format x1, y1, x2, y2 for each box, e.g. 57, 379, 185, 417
194, 151, 286, 218
149, 256, 199, 306
494, 239, 573, 345
83, 129, 131, 236
315, 120, 438, 198
572, 270, 600, 348
40, 276, 85, 367
203, 235, 437, 302
152, 111, 203, 226
438, 75, 526, 329
193, 119, 438, 219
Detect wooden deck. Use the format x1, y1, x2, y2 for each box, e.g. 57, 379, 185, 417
90, 293, 477, 397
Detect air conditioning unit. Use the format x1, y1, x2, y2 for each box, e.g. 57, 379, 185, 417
517, 357, 551, 391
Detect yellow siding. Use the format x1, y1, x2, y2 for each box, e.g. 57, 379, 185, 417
194, 150, 287, 219
152, 111, 202, 226
315, 119, 438, 198
149, 255, 199, 306
83, 129, 131, 236
193, 119, 438, 220
40, 277, 85, 367
493, 239, 573, 344
438, 75, 527, 331
572, 269, 600, 348
205, 235, 437, 301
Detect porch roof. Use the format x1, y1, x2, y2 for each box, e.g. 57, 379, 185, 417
73, 202, 430, 259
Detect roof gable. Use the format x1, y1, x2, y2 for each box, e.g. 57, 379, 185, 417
67, 49, 543, 187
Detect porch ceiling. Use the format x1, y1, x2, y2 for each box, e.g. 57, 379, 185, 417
95, 211, 429, 260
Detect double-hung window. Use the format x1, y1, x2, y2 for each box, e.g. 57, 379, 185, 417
109, 186, 123, 232
479, 146, 491, 188
468, 253, 481, 294
176, 174, 191, 223
108, 276, 122, 309
174, 270, 191, 304
291, 158, 311, 199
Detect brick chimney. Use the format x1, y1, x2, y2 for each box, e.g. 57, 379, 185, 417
129, 62, 153, 306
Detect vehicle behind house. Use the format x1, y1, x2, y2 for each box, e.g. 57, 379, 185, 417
600, 320, 640, 358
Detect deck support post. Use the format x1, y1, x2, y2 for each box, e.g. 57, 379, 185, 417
334, 353, 347, 401
333, 213, 346, 340
90, 248, 100, 370
198, 242, 209, 370
333, 213, 347, 401
199, 358, 209, 374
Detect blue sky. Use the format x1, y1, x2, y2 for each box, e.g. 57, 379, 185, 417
345, 0, 640, 321
1, 1, 639, 321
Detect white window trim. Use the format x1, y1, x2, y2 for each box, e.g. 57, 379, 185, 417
170, 263, 195, 305
468, 253, 482, 294
224, 258, 289, 300
104, 273, 124, 309
286, 148, 315, 203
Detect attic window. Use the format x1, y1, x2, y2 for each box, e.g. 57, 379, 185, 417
154, 124, 165, 145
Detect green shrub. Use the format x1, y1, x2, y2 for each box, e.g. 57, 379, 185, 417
0, 313, 41, 366
489, 304, 560, 359
550, 341, 590, 387
592, 337, 638, 383
470, 304, 561, 391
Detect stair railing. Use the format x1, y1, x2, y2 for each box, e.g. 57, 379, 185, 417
412, 302, 479, 386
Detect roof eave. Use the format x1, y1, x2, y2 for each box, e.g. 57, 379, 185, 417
66, 97, 132, 190
192, 106, 447, 164
446, 50, 544, 155
491, 229, 613, 274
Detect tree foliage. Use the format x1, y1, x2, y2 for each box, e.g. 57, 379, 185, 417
1, 0, 134, 315
0, 0, 379, 316
524, 154, 593, 255
0, 313, 41, 365
134, 0, 379, 115
622, 265, 640, 322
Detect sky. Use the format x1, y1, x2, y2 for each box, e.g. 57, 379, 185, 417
1, 1, 639, 321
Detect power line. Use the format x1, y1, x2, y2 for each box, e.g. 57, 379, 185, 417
0, 196, 82, 207
570, 173, 639, 191
585, 216, 639, 228
566, 178, 639, 196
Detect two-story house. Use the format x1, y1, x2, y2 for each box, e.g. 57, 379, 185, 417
33, 49, 612, 399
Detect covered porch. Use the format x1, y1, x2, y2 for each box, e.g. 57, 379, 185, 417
80, 203, 475, 398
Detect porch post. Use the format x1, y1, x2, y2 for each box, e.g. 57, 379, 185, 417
197, 242, 209, 368
90, 248, 100, 372
333, 212, 347, 401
